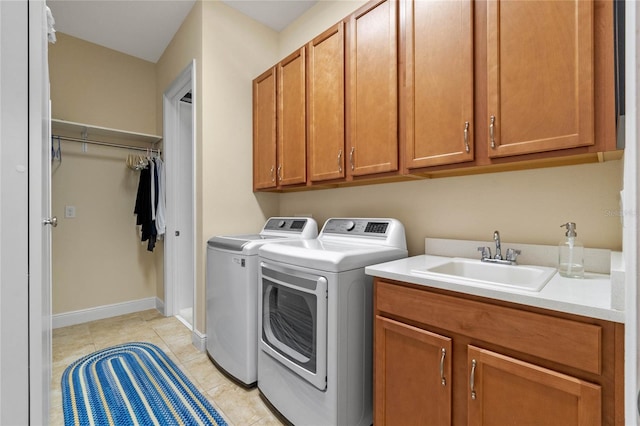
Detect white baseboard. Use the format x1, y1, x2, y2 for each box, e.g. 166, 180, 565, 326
53, 297, 158, 329
172, 315, 206, 352
155, 297, 165, 316
192, 328, 207, 352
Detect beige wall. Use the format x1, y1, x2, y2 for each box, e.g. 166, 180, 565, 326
278, 0, 368, 57
280, 161, 624, 256
200, 0, 280, 234
157, 0, 280, 332
156, 1, 203, 136
51, 142, 157, 313
197, 1, 280, 332
50, 33, 156, 134
155, 1, 203, 302
49, 34, 160, 314
48, 0, 281, 326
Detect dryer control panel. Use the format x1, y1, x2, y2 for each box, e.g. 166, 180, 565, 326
322, 218, 397, 236
322, 219, 389, 235
263, 217, 314, 233
320, 218, 407, 249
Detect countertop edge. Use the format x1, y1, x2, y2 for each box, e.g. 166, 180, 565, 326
366, 255, 626, 324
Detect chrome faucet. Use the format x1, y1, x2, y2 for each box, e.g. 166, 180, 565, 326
493, 231, 502, 260
478, 230, 521, 265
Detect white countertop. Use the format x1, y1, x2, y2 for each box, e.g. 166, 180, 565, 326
365, 255, 625, 323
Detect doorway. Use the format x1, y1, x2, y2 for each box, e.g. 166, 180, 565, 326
163, 61, 196, 330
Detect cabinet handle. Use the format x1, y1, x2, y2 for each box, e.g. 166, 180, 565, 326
464, 121, 470, 153
277, 164, 283, 181
470, 359, 477, 400
270, 166, 275, 182
439, 348, 447, 386
350, 147, 355, 171
489, 115, 496, 149
337, 149, 343, 173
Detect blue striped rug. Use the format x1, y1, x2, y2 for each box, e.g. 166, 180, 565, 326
61, 342, 227, 426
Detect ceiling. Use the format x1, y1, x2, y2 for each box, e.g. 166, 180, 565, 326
47, 0, 318, 63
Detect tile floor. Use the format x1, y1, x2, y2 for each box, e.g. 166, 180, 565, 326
49, 309, 284, 426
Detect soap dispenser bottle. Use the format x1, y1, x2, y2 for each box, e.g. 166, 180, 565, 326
559, 222, 584, 278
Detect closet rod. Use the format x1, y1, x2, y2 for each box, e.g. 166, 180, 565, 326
52, 135, 161, 153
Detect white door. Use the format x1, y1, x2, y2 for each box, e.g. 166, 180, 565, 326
0, 0, 39, 423
163, 61, 196, 329
176, 98, 194, 324
28, 0, 53, 423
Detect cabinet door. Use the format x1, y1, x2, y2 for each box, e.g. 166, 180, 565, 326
404, 0, 474, 169
253, 67, 277, 190
468, 346, 601, 426
375, 316, 451, 426
277, 47, 307, 186
487, 0, 594, 157
348, 0, 398, 177
307, 23, 346, 182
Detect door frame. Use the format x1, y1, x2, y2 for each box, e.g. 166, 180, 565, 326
163, 60, 197, 324
623, 1, 639, 423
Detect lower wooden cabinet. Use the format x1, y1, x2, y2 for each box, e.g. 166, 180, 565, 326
375, 316, 451, 425
468, 346, 601, 426
373, 278, 624, 426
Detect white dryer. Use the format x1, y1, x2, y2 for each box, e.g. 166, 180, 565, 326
206, 217, 317, 387
257, 218, 407, 425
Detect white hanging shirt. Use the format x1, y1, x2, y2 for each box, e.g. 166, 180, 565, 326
155, 157, 166, 236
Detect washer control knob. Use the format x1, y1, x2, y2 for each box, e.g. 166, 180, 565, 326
345, 220, 356, 231
277, 220, 286, 228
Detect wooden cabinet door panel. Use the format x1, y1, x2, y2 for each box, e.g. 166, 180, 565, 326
253, 67, 277, 190
468, 345, 601, 426
348, 0, 398, 176
404, 0, 474, 168
375, 316, 451, 426
308, 23, 346, 182
487, 0, 594, 157
278, 47, 307, 186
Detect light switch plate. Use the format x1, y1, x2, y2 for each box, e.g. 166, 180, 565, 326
65, 205, 76, 218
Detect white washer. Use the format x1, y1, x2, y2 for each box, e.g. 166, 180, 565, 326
257, 218, 407, 425
206, 217, 318, 387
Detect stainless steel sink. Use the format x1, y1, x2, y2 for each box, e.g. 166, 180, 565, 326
412, 258, 557, 292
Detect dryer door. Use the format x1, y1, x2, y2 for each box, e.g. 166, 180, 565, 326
260, 262, 328, 391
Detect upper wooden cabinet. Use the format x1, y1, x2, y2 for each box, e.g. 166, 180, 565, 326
252, 0, 616, 191
486, 0, 595, 157
307, 23, 346, 183
403, 0, 474, 169
347, 0, 399, 177
253, 67, 277, 190
277, 47, 307, 186
253, 49, 307, 191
